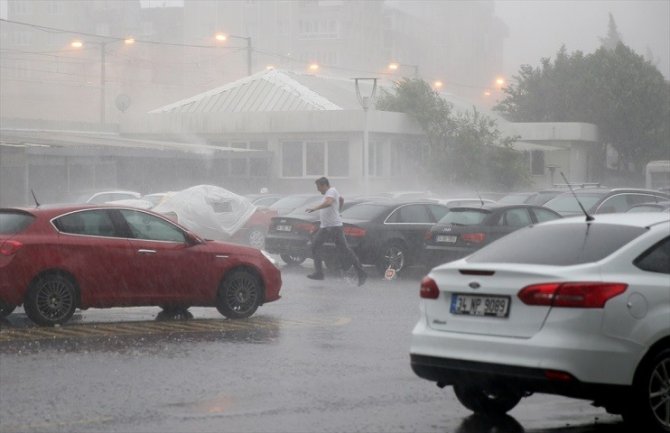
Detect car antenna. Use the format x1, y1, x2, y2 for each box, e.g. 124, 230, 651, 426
475, 190, 484, 207
30, 189, 41, 207
560, 172, 593, 221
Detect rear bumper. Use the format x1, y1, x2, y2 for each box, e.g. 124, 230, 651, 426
265, 236, 311, 257
410, 353, 628, 402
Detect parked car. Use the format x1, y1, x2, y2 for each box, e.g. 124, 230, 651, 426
245, 193, 284, 208
543, 188, 670, 216
322, 200, 450, 274
410, 212, 670, 432
269, 194, 323, 216
496, 192, 537, 205
626, 201, 670, 213
153, 185, 276, 249
423, 203, 562, 267
0, 204, 282, 326
73, 190, 142, 204
265, 197, 373, 266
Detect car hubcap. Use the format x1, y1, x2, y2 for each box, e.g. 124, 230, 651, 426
649, 358, 670, 428
384, 247, 404, 271
226, 276, 258, 313
36, 280, 73, 320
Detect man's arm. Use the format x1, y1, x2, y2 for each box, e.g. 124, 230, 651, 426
306, 197, 334, 213
339, 196, 344, 211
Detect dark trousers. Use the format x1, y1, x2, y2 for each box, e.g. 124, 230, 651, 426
311, 226, 364, 275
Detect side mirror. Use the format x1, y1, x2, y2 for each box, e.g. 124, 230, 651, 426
185, 231, 203, 246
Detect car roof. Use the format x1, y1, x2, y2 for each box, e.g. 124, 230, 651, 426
533, 212, 669, 228
448, 203, 549, 212
1, 204, 158, 219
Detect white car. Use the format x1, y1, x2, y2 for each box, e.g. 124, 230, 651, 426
410, 213, 670, 432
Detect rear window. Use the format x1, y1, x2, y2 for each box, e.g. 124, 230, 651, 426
544, 193, 603, 214
341, 203, 388, 220
467, 222, 647, 265
438, 209, 489, 226
0, 211, 35, 234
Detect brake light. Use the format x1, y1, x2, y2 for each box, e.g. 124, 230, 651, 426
461, 232, 485, 243
294, 222, 317, 234
420, 276, 439, 299
424, 230, 433, 240
518, 282, 627, 308
544, 370, 574, 382
343, 226, 366, 237
0, 240, 23, 256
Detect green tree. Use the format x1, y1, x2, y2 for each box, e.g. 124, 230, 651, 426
494, 43, 669, 171
377, 79, 527, 190
599, 13, 623, 51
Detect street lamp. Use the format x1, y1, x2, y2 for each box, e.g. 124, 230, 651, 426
71, 37, 133, 124
388, 62, 419, 79
354, 77, 378, 195
215, 32, 253, 76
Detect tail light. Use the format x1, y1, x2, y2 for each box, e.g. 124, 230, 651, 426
461, 232, 485, 243
518, 282, 627, 308
0, 240, 23, 256
420, 276, 440, 299
294, 222, 317, 234
423, 230, 433, 240
343, 226, 366, 237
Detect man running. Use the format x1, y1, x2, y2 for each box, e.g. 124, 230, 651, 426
306, 177, 367, 286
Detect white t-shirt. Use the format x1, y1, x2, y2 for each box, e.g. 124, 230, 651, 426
319, 187, 342, 227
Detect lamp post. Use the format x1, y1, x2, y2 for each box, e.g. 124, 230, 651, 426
215, 32, 253, 76
71, 37, 134, 125
388, 62, 419, 79
354, 78, 378, 195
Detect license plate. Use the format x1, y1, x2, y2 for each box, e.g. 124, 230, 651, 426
436, 235, 457, 243
450, 294, 510, 318
276, 225, 292, 232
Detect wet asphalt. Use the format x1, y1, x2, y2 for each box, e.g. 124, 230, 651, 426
0, 261, 629, 433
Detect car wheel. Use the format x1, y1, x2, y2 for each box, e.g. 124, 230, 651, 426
625, 348, 670, 432
0, 300, 16, 318
156, 306, 193, 321
216, 269, 261, 319
376, 241, 407, 275
247, 227, 266, 249
453, 384, 523, 416
280, 253, 306, 266
24, 274, 78, 326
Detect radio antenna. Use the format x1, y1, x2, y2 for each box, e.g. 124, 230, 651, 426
560, 172, 593, 221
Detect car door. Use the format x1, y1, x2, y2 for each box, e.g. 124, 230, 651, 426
117, 209, 206, 304
384, 204, 440, 260
53, 209, 136, 307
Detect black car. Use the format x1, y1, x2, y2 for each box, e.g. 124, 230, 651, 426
264, 198, 372, 265
321, 200, 451, 274
422, 203, 562, 267
268, 194, 324, 216
544, 188, 670, 216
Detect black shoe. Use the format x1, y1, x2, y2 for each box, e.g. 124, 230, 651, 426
357, 270, 367, 286
307, 272, 324, 280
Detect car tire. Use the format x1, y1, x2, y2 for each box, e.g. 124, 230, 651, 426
375, 240, 407, 275
453, 384, 523, 416
280, 253, 306, 266
624, 347, 670, 432
0, 300, 16, 318
216, 269, 261, 319
247, 227, 266, 250
24, 274, 78, 326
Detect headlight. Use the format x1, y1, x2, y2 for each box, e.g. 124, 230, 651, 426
261, 250, 279, 268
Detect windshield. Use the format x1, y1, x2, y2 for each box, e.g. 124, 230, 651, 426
438, 209, 489, 225
467, 222, 646, 265
544, 193, 604, 214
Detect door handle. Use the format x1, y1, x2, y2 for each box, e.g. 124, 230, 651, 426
137, 249, 157, 255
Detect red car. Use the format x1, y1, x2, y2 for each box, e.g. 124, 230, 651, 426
0, 205, 282, 326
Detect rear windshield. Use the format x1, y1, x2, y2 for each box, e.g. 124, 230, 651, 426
340, 203, 388, 220
270, 196, 317, 210
438, 209, 489, 226
0, 211, 35, 234
467, 222, 647, 265
544, 193, 603, 214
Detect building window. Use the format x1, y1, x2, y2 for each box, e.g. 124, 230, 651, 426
530, 150, 545, 176
46, 1, 62, 14
298, 19, 339, 39
281, 140, 349, 178
10, 31, 33, 46
9, 0, 31, 15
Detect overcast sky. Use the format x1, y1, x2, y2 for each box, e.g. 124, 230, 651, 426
494, 0, 670, 79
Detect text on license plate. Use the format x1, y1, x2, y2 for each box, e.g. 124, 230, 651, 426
436, 235, 457, 243
276, 225, 292, 232
450, 294, 510, 318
